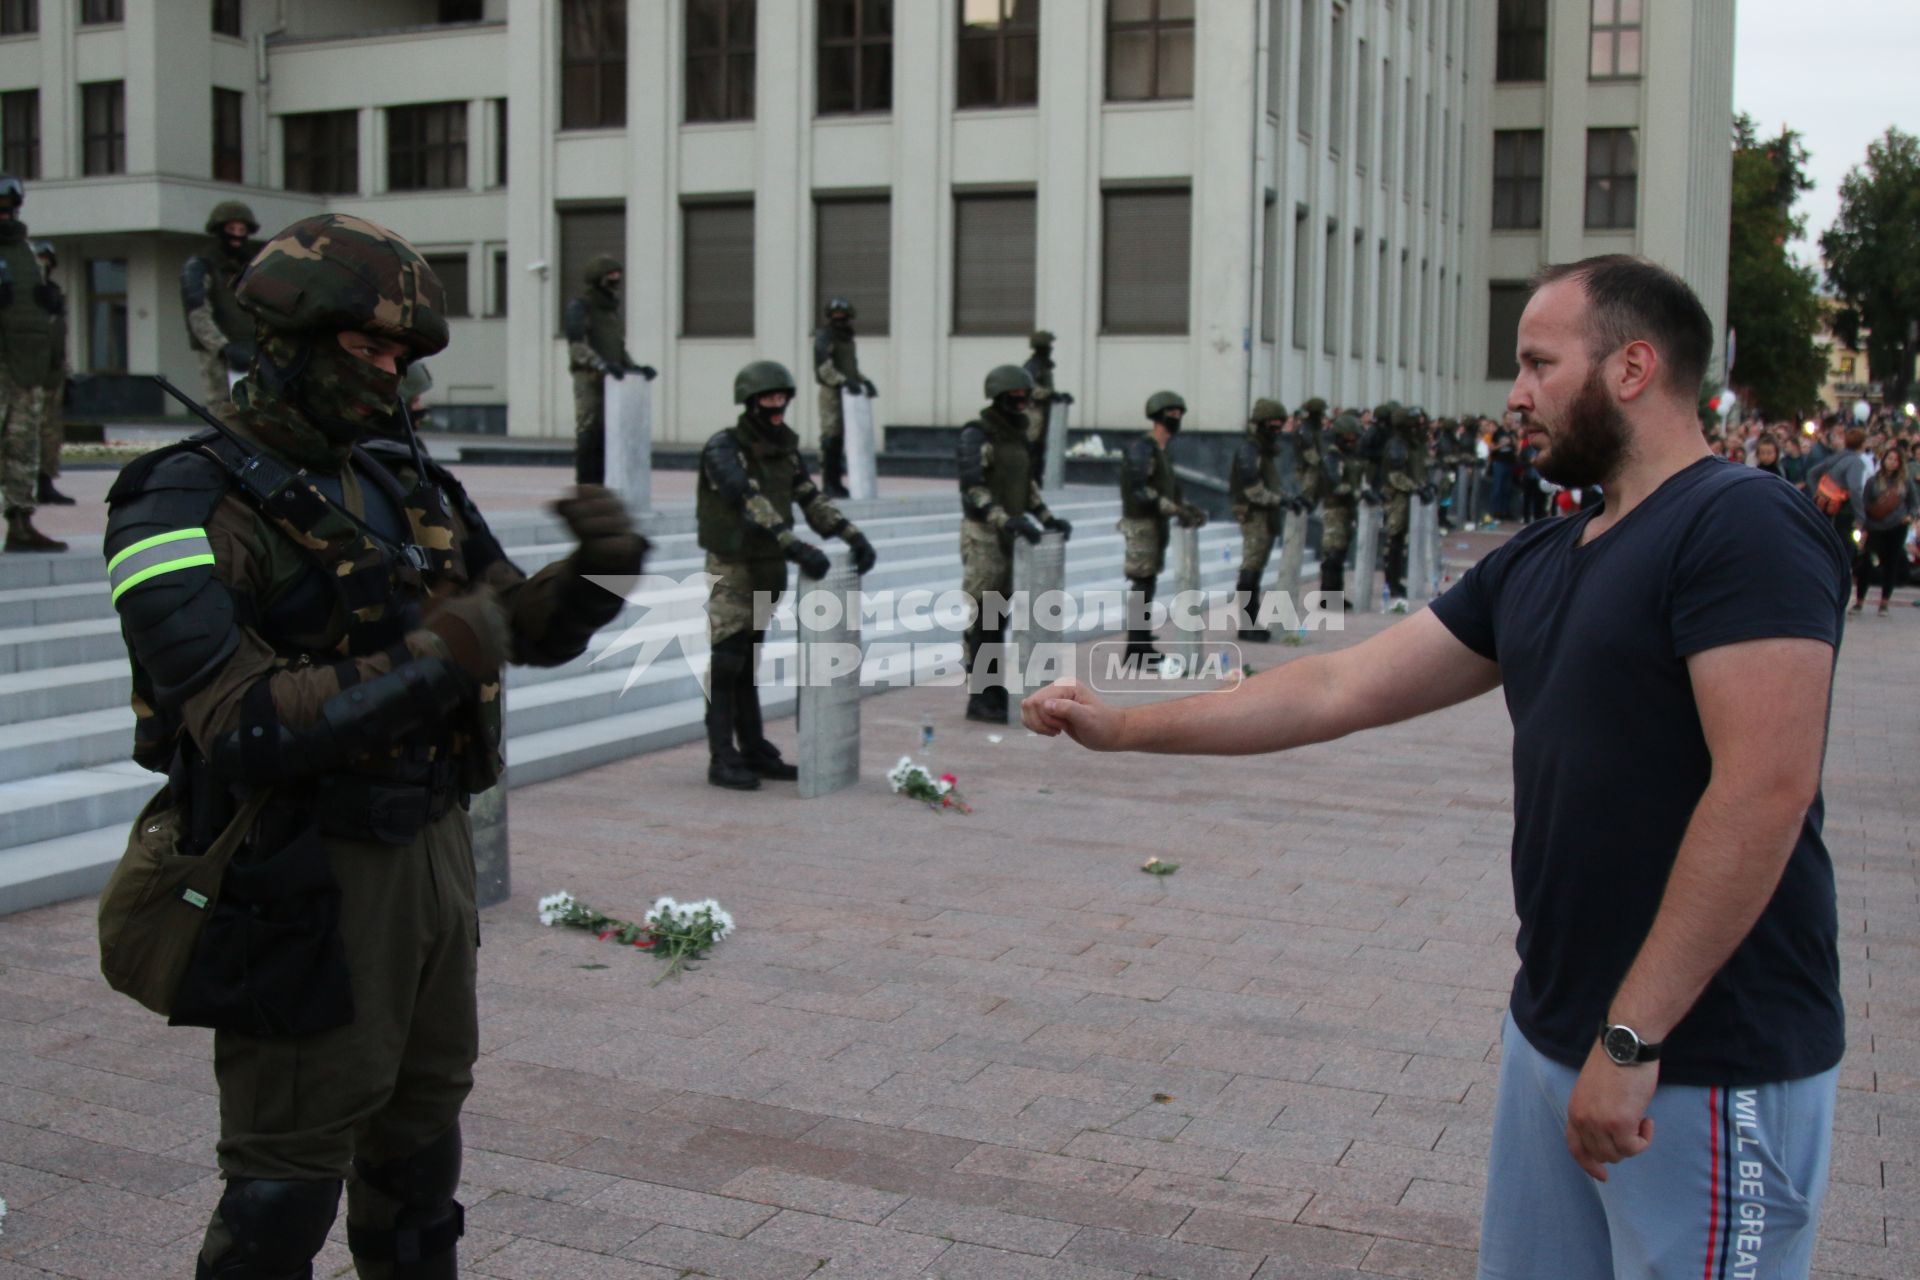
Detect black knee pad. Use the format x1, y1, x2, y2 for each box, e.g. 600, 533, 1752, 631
204, 1176, 341, 1278
348, 1126, 465, 1271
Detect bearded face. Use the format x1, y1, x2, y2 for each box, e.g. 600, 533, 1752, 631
1526, 363, 1632, 488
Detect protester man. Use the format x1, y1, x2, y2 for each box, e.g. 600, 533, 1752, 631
957, 365, 1071, 723
565, 255, 655, 486
104, 213, 647, 1279
181, 201, 262, 411
1024, 256, 1849, 1279
1118, 391, 1205, 664
697, 360, 875, 789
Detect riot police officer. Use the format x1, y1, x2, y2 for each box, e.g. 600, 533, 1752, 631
181, 200, 262, 412
0, 174, 63, 551
1289, 397, 1329, 518
1119, 391, 1205, 663
31, 239, 72, 506
103, 213, 646, 1279
1379, 405, 1430, 604
698, 360, 876, 789
958, 364, 1072, 723
813, 296, 873, 499
1022, 330, 1070, 477
1230, 399, 1289, 642
1318, 413, 1371, 606
565, 255, 655, 486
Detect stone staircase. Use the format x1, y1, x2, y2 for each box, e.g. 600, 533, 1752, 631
0, 489, 1258, 915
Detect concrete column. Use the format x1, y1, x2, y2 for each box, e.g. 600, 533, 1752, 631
1036, 0, 1098, 429
888, 0, 945, 430
505, 0, 556, 438
627, 0, 673, 419
756, 0, 811, 441
1190, 0, 1261, 430
797, 552, 861, 798
37, 0, 74, 181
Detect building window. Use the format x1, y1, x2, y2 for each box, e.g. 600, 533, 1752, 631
1326, 6, 1345, 155
686, 0, 755, 123
1354, 41, 1370, 174
492, 98, 507, 185
1585, 127, 1636, 230
815, 196, 891, 334
283, 110, 359, 195
683, 201, 755, 337
558, 205, 624, 331
1260, 194, 1276, 344
1441, 106, 1451, 219
1374, 238, 1388, 363
1350, 228, 1365, 356
1496, 0, 1546, 82
1, 90, 37, 179
1422, 91, 1434, 205
80, 81, 123, 176
2, 0, 36, 35
1294, 0, 1313, 132
1380, 58, 1393, 187
818, 0, 892, 116
1397, 249, 1409, 367
1102, 189, 1191, 334
1289, 204, 1309, 350
1417, 259, 1428, 370
490, 249, 508, 316
1491, 129, 1542, 230
79, 0, 119, 23
424, 253, 470, 318
953, 191, 1035, 335
1402, 76, 1415, 197
1107, 0, 1194, 103
1322, 220, 1339, 356
212, 0, 240, 37
1487, 281, 1527, 380
1435, 267, 1446, 372
87, 258, 127, 372
561, 0, 627, 129
1591, 0, 1641, 78
211, 88, 243, 183
957, 0, 1039, 110
387, 102, 467, 191
439, 0, 484, 19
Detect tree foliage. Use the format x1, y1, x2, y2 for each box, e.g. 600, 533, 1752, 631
1821, 126, 1920, 409
1724, 115, 1827, 417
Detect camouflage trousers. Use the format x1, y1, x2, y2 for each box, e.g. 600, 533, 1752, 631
816, 385, 844, 444
1118, 515, 1169, 579
196, 347, 235, 414
570, 371, 607, 485
706, 552, 787, 646
0, 374, 44, 512
1235, 506, 1278, 580
1319, 500, 1356, 560
39, 382, 61, 478
1384, 490, 1413, 538
959, 519, 1012, 615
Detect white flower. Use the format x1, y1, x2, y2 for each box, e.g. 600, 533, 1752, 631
935, 779, 952, 796
537, 891, 576, 927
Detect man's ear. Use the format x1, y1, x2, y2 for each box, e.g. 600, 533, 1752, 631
1614, 339, 1662, 404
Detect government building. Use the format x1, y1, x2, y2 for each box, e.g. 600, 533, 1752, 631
8, 0, 1732, 446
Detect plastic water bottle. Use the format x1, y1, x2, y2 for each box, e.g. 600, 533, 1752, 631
920, 715, 934, 751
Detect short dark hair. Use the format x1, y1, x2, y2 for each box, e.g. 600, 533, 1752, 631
1529, 255, 1714, 397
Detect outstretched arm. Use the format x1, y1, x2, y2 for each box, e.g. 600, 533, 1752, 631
1021, 609, 1500, 754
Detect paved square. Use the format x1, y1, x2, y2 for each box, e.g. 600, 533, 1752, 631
0, 571, 1914, 1279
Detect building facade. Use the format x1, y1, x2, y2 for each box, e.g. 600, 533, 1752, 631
5, 0, 1732, 447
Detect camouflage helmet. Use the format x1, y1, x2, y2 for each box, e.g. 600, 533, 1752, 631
1146, 390, 1187, 419
1331, 412, 1362, 442
1372, 400, 1402, 425
824, 295, 855, 319
0, 173, 22, 210
1406, 404, 1429, 423
734, 359, 796, 404
236, 213, 450, 357
984, 364, 1035, 400
1029, 329, 1055, 349
1250, 397, 1287, 425
583, 255, 622, 286
205, 200, 259, 236
1300, 396, 1328, 420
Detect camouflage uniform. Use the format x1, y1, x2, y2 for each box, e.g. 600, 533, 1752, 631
958, 365, 1068, 721
0, 175, 62, 552
1022, 330, 1057, 477
812, 297, 867, 499
1379, 407, 1427, 599
102, 214, 644, 1280
1318, 414, 1369, 603
181, 200, 263, 413
31, 240, 71, 504
1231, 398, 1288, 640
566, 255, 650, 487
1120, 391, 1203, 659
1290, 398, 1329, 511
697, 359, 874, 789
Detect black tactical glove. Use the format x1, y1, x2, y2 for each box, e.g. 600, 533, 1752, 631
1003, 512, 1045, 545
1176, 503, 1208, 529
418, 589, 512, 685
219, 341, 255, 373
862, 379, 879, 398
604, 360, 626, 380
1041, 513, 1073, 540
633, 363, 658, 380
1361, 489, 1384, 507
1054, 391, 1074, 407
1418, 484, 1438, 503
787, 540, 832, 580
554, 485, 648, 577
845, 530, 877, 575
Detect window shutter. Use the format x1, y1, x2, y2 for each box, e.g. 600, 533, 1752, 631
683, 202, 755, 337
815, 198, 891, 335
953, 194, 1036, 335
557, 206, 626, 332
1102, 189, 1191, 335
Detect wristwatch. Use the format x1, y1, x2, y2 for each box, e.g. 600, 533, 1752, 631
1599, 1021, 1662, 1066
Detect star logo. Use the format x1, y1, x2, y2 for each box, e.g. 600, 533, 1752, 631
584, 571, 724, 696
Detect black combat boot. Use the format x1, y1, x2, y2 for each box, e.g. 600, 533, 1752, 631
1385, 536, 1408, 601
4, 508, 67, 553
36, 473, 74, 505
705, 635, 760, 790
1123, 576, 1163, 664
1234, 570, 1270, 642
1320, 560, 1349, 610
822, 436, 850, 499
734, 630, 797, 780
966, 685, 1008, 723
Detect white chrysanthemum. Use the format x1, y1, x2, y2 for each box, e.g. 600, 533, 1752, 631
935, 779, 952, 795
649, 895, 679, 918
537, 891, 576, 927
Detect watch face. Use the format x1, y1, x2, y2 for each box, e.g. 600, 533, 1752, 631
1602, 1026, 1639, 1065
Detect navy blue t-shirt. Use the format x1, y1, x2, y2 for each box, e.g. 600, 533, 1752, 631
1431, 457, 1851, 1086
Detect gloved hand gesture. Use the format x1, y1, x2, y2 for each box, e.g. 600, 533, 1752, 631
633, 364, 658, 380
845, 530, 877, 574
604, 360, 626, 381
1042, 513, 1073, 540
787, 540, 832, 580
862, 379, 879, 398
419, 589, 511, 684
554, 485, 648, 577
1004, 512, 1045, 545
